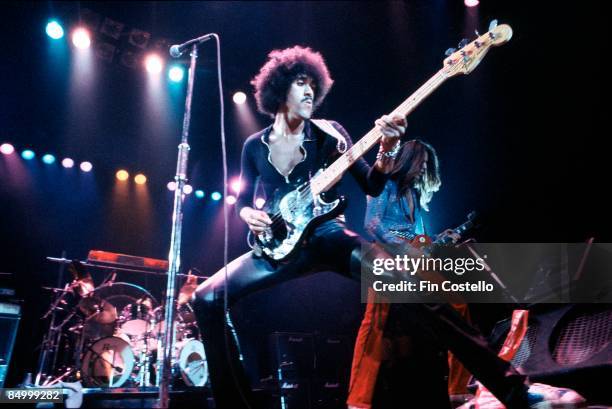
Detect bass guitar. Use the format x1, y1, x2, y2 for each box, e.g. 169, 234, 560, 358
255, 22, 512, 261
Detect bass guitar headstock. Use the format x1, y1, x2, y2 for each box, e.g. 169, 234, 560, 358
442, 20, 512, 77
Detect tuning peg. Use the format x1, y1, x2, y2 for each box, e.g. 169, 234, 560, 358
474, 30, 480, 36
488, 19, 498, 31
458, 38, 469, 49
445, 47, 456, 56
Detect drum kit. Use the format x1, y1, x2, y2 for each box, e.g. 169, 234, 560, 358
36, 259, 208, 389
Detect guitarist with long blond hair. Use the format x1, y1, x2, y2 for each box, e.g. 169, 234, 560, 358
348, 139, 470, 409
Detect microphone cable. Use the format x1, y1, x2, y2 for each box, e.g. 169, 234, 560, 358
211, 34, 254, 409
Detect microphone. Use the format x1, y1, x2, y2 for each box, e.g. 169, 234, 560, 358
169, 33, 214, 58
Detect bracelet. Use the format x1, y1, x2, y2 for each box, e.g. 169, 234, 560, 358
376, 140, 401, 160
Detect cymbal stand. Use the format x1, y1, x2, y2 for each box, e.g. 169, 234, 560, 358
35, 282, 72, 386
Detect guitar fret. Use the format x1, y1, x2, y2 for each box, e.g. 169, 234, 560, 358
311, 70, 448, 196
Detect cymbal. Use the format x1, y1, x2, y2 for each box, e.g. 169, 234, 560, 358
178, 274, 198, 306
68, 260, 95, 296
78, 296, 117, 324
72, 278, 95, 297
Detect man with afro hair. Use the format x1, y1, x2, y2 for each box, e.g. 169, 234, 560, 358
193, 45, 406, 408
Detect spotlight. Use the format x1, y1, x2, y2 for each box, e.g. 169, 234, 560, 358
72, 27, 91, 49
464, 0, 479, 6
62, 158, 74, 168
145, 54, 163, 74
21, 150, 35, 160
116, 170, 129, 181
46, 21, 64, 40
134, 174, 147, 185
168, 66, 185, 83
128, 28, 151, 49
226, 195, 237, 205
211, 191, 222, 201
167, 181, 177, 191
183, 184, 193, 195
233, 92, 247, 105
195, 190, 205, 199
1, 143, 15, 155
255, 197, 266, 209
42, 154, 56, 164
230, 178, 243, 194
80, 161, 93, 172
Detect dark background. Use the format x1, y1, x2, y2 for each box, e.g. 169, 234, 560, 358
0, 1, 604, 387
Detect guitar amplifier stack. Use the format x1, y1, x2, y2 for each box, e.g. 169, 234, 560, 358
0, 287, 21, 388
269, 332, 352, 409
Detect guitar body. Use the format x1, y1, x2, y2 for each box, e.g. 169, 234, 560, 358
409, 234, 434, 248
393, 211, 477, 249
255, 179, 347, 261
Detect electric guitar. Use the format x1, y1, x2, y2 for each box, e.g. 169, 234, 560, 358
255, 22, 512, 261
391, 211, 478, 247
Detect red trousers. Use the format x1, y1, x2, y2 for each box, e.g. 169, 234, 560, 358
347, 290, 472, 408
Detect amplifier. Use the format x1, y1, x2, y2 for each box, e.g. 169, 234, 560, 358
0, 301, 21, 387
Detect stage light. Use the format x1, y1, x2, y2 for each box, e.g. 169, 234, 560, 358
167, 181, 177, 191
116, 169, 129, 181
233, 92, 247, 105
80, 161, 93, 172
72, 28, 91, 49
195, 190, 205, 199
46, 21, 64, 40
21, 150, 35, 160
134, 174, 147, 185
62, 158, 74, 168
255, 197, 266, 209
230, 178, 243, 194
226, 195, 237, 205
1, 143, 15, 155
211, 191, 222, 201
42, 154, 56, 164
168, 66, 184, 83
145, 54, 163, 74
183, 184, 193, 195
464, 0, 479, 7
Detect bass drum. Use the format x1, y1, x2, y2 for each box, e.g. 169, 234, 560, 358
81, 336, 135, 387
177, 339, 208, 387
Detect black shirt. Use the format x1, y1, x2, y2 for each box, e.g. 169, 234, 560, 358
236, 119, 388, 214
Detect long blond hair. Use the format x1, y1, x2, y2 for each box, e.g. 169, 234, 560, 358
390, 139, 441, 212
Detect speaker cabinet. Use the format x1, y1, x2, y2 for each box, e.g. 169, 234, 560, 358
489, 304, 612, 405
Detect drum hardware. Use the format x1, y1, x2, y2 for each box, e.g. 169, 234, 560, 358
40, 255, 209, 390
36, 280, 78, 386
79, 297, 118, 325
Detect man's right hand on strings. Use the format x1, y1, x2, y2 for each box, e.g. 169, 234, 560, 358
239, 206, 273, 235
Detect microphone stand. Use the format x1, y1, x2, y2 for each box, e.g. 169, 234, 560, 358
158, 43, 198, 408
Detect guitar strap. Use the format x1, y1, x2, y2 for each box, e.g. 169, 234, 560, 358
310, 119, 348, 153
